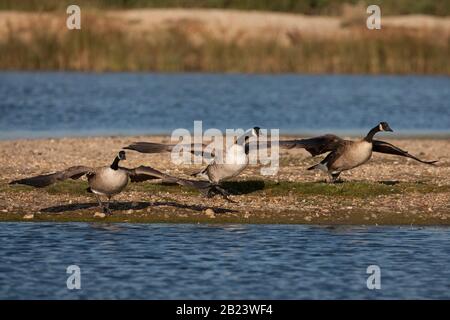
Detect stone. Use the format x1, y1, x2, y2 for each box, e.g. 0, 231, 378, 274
205, 208, 215, 218
23, 213, 34, 220
93, 212, 106, 218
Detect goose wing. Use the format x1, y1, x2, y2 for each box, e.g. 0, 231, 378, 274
123, 165, 212, 191
124, 142, 213, 157
9, 166, 94, 188
279, 134, 345, 156
372, 140, 438, 165
121, 165, 174, 183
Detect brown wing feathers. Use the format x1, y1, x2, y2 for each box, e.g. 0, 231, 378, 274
372, 140, 437, 165
124, 142, 173, 153
123, 166, 212, 192
125, 142, 210, 157
9, 166, 93, 188
280, 134, 345, 156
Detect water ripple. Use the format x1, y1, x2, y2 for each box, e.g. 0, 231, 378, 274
0, 223, 449, 299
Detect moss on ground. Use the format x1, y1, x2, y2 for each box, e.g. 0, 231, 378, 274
1, 208, 449, 225
3, 179, 450, 198
2, 179, 450, 225
259, 180, 450, 198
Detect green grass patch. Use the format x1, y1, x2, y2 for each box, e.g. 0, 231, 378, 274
131, 182, 201, 195
2, 180, 201, 196
0, 183, 34, 193
3, 179, 450, 198
45, 180, 89, 195
261, 180, 450, 197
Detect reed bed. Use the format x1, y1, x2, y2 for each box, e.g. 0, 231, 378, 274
0, 12, 448, 74
0, 0, 449, 16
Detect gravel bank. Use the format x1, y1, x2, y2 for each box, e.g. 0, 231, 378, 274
1, 135, 449, 225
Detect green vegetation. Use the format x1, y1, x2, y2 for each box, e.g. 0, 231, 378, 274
3, 180, 200, 196
260, 180, 450, 197
2, 179, 450, 224
0, 18, 447, 74
0, 0, 448, 74
4, 179, 450, 198
0, 0, 448, 16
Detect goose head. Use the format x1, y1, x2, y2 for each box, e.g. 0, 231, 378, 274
251, 126, 261, 137
118, 150, 127, 161
243, 126, 260, 143
237, 126, 261, 145
378, 122, 393, 132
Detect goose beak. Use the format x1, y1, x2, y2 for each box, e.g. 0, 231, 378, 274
385, 125, 393, 132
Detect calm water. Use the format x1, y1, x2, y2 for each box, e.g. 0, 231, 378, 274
1, 223, 449, 299
0, 72, 449, 139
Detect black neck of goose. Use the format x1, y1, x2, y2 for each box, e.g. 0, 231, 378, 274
245, 143, 250, 155
364, 126, 380, 142
244, 135, 253, 154
110, 157, 121, 170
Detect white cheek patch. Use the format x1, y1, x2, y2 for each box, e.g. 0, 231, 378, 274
379, 124, 383, 131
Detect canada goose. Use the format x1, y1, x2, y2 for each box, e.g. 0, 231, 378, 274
279, 122, 437, 182
10, 151, 210, 214
125, 127, 261, 200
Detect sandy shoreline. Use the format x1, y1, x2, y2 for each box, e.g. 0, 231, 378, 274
1, 135, 449, 225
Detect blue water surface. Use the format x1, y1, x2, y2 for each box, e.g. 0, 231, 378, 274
0, 73, 449, 139
0, 223, 449, 299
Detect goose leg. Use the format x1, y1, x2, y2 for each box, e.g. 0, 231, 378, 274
205, 184, 236, 203
104, 196, 112, 215
213, 185, 237, 203
326, 172, 334, 183
94, 194, 107, 213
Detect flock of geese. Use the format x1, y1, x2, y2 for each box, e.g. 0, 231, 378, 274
10, 122, 437, 214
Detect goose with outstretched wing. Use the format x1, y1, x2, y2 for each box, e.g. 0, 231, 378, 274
10, 151, 211, 214
125, 127, 260, 200
279, 122, 437, 182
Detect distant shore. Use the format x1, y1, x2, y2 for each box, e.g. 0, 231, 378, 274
2, 129, 450, 141
0, 9, 449, 74
1, 135, 449, 225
